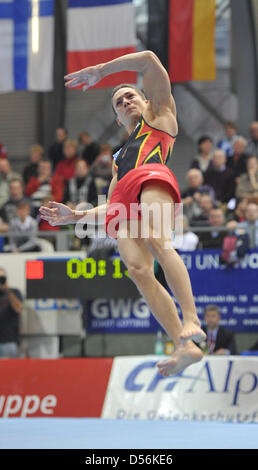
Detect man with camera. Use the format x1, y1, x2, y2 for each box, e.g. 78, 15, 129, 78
0, 268, 23, 358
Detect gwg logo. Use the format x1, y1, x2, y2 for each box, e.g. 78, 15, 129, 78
91, 298, 150, 319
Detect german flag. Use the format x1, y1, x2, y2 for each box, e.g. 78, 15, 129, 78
168, 0, 216, 82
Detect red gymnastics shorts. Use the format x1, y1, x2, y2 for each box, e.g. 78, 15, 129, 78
104, 163, 181, 239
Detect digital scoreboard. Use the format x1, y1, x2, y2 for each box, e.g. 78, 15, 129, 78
26, 257, 140, 299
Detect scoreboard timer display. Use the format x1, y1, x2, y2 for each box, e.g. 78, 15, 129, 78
26, 257, 140, 299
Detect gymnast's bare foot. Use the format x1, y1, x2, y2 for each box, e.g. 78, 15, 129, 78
179, 319, 206, 344
157, 341, 203, 377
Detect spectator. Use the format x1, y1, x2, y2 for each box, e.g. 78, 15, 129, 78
78, 131, 93, 156
55, 139, 78, 183
204, 149, 235, 203
217, 121, 239, 158
8, 202, 40, 253
235, 155, 258, 201
190, 136, 213, 174
48, 127, 68, 169
0, 179, 31, 225
236, 202, 258, 248
90, 143, 113, 196
226, 197, 248, 224
0, 143, 8, 159
181, 168, 216, 220
198, 207, 226, 249
0, 159, 21, 182
246, 121, 258, 158
190, 193, 215, 227
173, 214, 199, 251
0, 159, 23, 209
79, 131, 100, 166
0, 160, 11, 209
63, 159, 98, 207
23, 144, 44, 185
228, 137, 248, 179
201, 304, 237, 355
25, 159, 64, 215
0, 267, 23, 358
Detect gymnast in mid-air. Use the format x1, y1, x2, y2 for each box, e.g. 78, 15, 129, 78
40, 50, 206, 376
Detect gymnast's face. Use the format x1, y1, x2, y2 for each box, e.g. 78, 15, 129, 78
112, 87, 147, 129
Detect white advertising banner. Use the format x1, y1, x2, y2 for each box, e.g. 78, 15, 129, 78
102, 355, 258, 423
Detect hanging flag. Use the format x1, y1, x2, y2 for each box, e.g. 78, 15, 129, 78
67, 0, 137, 88
0, 0, 54, 93
168, 0, 216, 83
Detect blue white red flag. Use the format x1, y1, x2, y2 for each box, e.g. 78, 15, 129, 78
0, 0, 54, 93
67, 0, 137, 88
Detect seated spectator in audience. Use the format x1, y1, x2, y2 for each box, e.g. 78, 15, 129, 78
48, 127, 67, 169
190, 193, 215, 227
0, 179, 31, 224
23, 144, 44, 185
63, 159, 98, 207
90, 143, 113, 196
202, 304, 237, 355
173, 214, 199, 251
217, 121, 239, 158
228, 137, 248, 179
181, 168, 216, 220
236, 202, 258, 248
226, 197, 248, 224
81, 139, 100, 166
246, 121, 258, 158
198, 207, 226, 249
7, 202, 40, 253
78, 131, 91, 156
80, 132, 101, 166
190, 135, 213, 174
0, 267, 23, 358
55, 139, 78, 183
25, 159, 64, 215
0, 160, 11, 208
0, 143, 8, 159
0, 159, 21, 183
0, 159, 23, 208
235, 155, 258, 201
204, 149, 235, 203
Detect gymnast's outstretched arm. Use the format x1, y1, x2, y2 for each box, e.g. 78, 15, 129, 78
39, 163, 117, 226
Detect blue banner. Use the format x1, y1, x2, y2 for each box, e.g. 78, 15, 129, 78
85, 250, 258, 333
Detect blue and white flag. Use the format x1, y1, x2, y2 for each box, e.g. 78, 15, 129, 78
0, 0, 54, 93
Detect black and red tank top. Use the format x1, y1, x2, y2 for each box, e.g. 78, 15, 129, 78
113, 115, 176, 181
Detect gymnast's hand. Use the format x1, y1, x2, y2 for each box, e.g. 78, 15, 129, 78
39, 201, 76, 226
64, 65, 102, 91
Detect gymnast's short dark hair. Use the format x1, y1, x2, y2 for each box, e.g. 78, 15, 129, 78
111, 84, 147, 114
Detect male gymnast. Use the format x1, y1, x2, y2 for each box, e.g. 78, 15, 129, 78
40, 50, 206, 376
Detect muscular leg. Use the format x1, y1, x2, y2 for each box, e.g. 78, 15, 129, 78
117, 220, 203, 376
118, 220, 183, 347
140, 181, 206, 344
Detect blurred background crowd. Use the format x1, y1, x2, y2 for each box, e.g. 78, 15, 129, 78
0, 118, 257, 255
